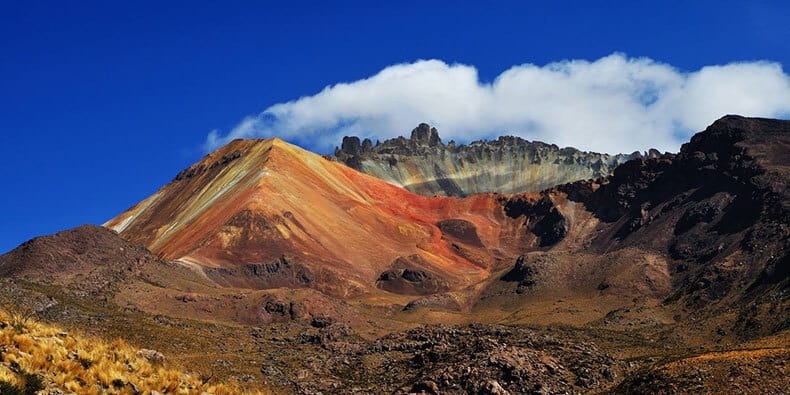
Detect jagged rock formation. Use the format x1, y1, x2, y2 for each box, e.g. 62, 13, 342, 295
335, 123, 658, 196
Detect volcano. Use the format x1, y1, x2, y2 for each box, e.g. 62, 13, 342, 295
101, 115, 788, 332
104, 137, 539, 298
1, 115, 787, 393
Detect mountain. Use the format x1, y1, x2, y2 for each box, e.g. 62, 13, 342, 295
1, 115, 787, 393
334, 123, 656, 196
101, 114, 788, 336
483, 115, 789, 339
103, 137, 546, 299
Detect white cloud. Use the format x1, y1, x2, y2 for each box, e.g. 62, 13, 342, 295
205, 53, 790, 154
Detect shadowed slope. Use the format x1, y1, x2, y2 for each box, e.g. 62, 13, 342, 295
524, 115, 790, 338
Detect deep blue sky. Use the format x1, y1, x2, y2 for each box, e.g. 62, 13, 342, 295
1, 0, 789, 252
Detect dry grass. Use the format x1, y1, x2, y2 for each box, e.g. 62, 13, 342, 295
0, 307, 269, 394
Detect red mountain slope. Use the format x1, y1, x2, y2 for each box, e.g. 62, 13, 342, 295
105, 138, 530, 297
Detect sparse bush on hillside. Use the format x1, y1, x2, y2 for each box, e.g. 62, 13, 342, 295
0, 304, 36, 334
0, 307, 267, 394
0, 381, 22, 395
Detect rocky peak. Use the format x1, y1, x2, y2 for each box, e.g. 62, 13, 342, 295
339, 136, 374, 154
680, 115, 789, 161
409, 123, 443, 147
340, 136, 363, 156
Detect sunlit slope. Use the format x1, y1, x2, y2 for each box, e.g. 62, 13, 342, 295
106, 138, 524, 296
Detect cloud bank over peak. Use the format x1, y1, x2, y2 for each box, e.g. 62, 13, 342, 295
205, 53, 790, 154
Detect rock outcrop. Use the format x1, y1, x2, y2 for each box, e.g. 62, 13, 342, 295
553, 115, 790, 338
376, 255, 451, 295
335, 123, 653, 196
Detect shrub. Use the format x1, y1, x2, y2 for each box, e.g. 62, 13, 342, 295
0, 307, 269, 394
0, 381, 22, 395
0, 305, 36, 334
22, 373, 44, 395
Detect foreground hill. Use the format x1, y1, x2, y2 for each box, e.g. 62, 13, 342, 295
335, 123, 647, 196
0, 224, 157, 297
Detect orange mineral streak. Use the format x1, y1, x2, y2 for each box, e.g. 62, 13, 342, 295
106, 138, 522, 292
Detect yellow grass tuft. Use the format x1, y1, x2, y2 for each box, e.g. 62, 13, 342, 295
0, 308, 269, 394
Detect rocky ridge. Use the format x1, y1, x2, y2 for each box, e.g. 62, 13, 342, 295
500, 115, 790, 338
335, 123, 660, 196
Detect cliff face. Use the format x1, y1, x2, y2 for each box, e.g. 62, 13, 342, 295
335, 123, 656, 196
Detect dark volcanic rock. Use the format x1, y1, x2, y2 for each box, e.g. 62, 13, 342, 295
562, 115, 790, 338
287, 324, 626, 394
501, 255, 538, 293
377, 255, 450, 295
436, 219, 484, 247
204, 255, 314, 290
500, 194, 569, 247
